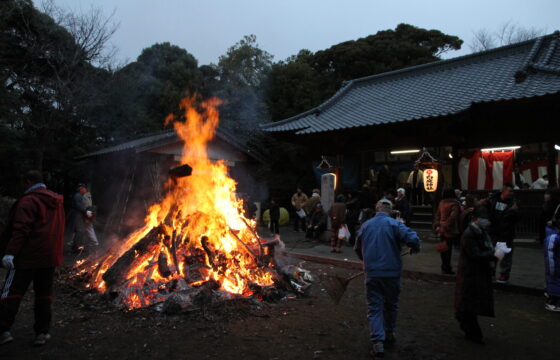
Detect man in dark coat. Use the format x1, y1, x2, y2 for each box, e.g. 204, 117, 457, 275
539, 191, 557, 244
268, 198, 280, 236
0, 170, 65, 346
345, 191, 361, 246
328, 194, 347, 253
486, 184, 519, 283
455, 208, 496, 344
377, 164, 395, 197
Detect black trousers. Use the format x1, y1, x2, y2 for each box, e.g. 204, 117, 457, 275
0, 267, 55, 334
306, 225, 326, 240
270, 220, 280, 235
455, 310, 483, 340
440, 236, 455, 272
293, 214, 306, 231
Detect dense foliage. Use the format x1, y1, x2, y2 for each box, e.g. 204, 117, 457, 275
0, 0, 462, 196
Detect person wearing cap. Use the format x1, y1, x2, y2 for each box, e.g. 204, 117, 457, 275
67, 183, 92, 253
394, 188, 411, 226
355, 199, 421, 357
305, 203, 327, 241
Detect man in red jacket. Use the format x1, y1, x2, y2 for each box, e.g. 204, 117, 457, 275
0, 170, 65, 346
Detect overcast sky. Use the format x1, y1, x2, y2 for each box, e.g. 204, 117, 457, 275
50, 0, 560, 66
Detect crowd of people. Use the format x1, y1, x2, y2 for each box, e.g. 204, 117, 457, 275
1, 171, 559, 354
277, 182, 560, 357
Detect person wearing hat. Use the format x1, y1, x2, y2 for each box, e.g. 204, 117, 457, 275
355, 199, 420, 357
306, 203, 327, 241
67, 183, 92, 253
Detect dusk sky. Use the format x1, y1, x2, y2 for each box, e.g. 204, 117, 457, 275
51, 0, 560, 66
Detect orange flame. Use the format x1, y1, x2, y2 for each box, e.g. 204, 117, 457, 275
85, 97, 273, 308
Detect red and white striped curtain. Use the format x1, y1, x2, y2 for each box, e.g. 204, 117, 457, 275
519, 159, 549, 185
458, 151, 514, 190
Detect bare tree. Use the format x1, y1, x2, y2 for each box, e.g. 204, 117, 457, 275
40, 0, 119, 68
496, 21, 545, 45
469, 28, 497, 52
1, 0, 120, 171
469, 21, 547, 53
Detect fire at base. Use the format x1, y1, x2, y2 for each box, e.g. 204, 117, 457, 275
74, 98, 286, 310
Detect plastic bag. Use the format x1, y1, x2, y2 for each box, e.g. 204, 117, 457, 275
494, 242, 512, 260
338, 224, 351, 241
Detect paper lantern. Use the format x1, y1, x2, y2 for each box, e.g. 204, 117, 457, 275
423, 168, 438, 192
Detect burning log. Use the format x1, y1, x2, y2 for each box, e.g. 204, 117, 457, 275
168, 164, 192, 178
241, 217, 264, 256
200, 235, 215, 267
184, 248, 210, 284
73, 98, 301, 310
157, 252, 172, 278
228, 228, 259, 260
102, 226, 162, 287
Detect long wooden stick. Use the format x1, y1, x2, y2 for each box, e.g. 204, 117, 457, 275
241, 217, 264, 256
228, 228, 259, 260
344, 251, 410, 282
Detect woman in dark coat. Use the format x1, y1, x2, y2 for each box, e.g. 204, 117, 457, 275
434, 188, 461, 274
455, 208, 496, 344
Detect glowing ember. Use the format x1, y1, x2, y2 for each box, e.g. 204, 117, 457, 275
77, 97, 276, 309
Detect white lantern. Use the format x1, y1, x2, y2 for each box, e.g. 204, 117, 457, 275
423, 168, 438, 192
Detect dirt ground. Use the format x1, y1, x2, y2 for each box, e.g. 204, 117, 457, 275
1, 260, 559, 360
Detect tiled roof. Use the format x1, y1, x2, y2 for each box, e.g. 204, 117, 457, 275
76, 127, 264, 162
261, 32, 560, 135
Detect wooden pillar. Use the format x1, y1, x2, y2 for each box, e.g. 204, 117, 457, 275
451, 147, 459, 189
547, 142, 558, 188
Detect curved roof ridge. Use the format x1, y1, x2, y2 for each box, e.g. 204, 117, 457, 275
262, 33, 560, 131
348, 35, 548, 86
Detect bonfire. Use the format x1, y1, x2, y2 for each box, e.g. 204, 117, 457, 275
74, 98, 292, 310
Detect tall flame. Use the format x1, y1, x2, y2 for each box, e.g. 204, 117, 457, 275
85, 97, 273, 309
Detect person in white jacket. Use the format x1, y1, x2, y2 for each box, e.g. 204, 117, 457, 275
531, 175, 549, 190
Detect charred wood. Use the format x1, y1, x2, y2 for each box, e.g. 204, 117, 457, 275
102, 226, 162, 287
157, 252, 172, 278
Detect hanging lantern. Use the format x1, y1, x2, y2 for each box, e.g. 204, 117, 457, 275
423, 168, 438, 192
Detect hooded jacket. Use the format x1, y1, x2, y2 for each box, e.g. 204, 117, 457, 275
1, 187, 65, 268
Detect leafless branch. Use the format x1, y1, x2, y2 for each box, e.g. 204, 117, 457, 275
469, 21, 547, 53
469, 28, 497, 52
40, 0, 120, 68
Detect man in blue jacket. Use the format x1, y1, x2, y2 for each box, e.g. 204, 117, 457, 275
355, 199, 421, 358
